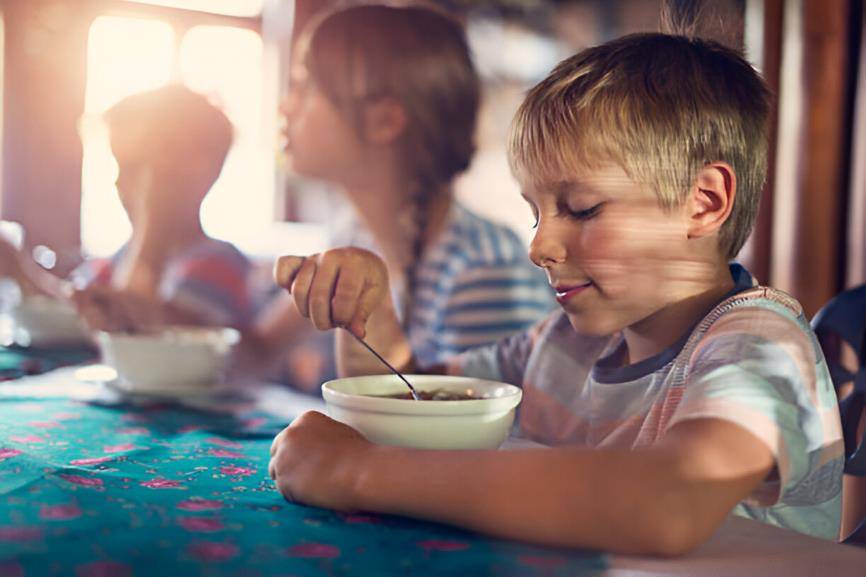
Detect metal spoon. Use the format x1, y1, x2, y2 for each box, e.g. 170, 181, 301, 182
346, 329, 420, 400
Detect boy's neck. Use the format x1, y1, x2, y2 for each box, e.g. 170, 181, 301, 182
129, 204, 207, 262
621, 264, 736, 366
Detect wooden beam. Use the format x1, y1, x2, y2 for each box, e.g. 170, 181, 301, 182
846, 1, 866, 286
771, 0, 852, 316
746, 0, 783, 284
1, 0, 91, 261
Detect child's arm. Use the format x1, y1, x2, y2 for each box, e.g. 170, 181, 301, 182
270, 411, 773, 556
0, 237, 67, 299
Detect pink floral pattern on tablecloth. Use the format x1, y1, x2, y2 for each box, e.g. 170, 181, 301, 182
418, 540, 471, 552
10, 435, 45, 444
40, 503, 82, 520
179, 517, 224, 533
74, 560, 132, 577
59, 475, 104, 488
187, 541, 239, 562
286, 543, 341, 559
70, 456, 114, 466
219, 466, 254, 476
103, 444, 137, 454
140, 479, 183, 489
207, 448, 244, 458
176, 499, 224, 512
0, 526, 42, 542
0, 448, 22, 461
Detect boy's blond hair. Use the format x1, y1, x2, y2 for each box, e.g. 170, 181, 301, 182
508, 33, 771, 259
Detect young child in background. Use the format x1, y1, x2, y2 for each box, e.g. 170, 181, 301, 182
1, 85, 254, 332
248, 3, 554, 389
269, 33, 844, 554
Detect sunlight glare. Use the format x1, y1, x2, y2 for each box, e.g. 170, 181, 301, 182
80, 16, 175, 257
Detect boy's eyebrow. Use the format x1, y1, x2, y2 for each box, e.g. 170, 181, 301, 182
552, 179, 596, 196
520, 179, 600, 203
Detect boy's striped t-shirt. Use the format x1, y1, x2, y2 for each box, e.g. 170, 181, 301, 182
451, 264, 844, 539
71, 238, 254, 330
335, 202, 556, 366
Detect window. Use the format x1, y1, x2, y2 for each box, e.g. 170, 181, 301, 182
125, 0, 264, 18
80, 16, 175, 256
80, 14, 274, 257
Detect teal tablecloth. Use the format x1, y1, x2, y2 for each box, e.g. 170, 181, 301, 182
0, 391, 607, 576
0, 345, 97, 381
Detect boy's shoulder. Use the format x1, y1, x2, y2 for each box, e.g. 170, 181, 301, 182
700, 284, 808, 336
681, 284, 822, 374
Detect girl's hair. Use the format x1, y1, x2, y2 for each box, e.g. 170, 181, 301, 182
299, 2, 480, 329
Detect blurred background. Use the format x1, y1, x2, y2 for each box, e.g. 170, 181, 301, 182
0, 0, 863, 316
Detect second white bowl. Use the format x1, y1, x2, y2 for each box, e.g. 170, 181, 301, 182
97, 326, 240, 396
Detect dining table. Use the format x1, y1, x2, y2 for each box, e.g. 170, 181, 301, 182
0, 357, 865, 576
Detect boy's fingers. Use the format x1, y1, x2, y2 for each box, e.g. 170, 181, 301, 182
274, 256, 306, 290
291, 257, 318, 318
348, 318, 366, 340
331, 271, 364, 328
79, 290, 114, 332
308, 257, 340, 330
348, 285, 382, 339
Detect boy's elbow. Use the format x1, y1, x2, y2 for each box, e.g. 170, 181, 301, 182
639, 518, 706, 557
627, 492, 715, 557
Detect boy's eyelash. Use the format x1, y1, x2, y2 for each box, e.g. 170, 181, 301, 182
565, 202, 604, 221
529, 202, 602, 228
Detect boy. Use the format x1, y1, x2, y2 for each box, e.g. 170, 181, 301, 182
267, 33, 843, 555
1, 86, 253, 332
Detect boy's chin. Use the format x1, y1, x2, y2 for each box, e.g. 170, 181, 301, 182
564, 311, 623, 338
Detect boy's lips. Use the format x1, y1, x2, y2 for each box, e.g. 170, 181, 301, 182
554, 281, 593, 305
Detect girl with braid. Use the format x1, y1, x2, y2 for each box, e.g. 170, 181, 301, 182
250, 2, 554, 389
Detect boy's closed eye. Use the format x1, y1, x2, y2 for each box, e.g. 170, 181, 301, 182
559, 201, 605, 222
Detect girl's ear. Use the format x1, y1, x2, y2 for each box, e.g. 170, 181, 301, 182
687, 162, 736, 240
362, 96, 407, 145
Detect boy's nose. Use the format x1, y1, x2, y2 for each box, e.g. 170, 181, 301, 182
528, 224, 567, 269
279, 93, 299, 121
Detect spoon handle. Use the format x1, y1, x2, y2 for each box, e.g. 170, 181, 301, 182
346, 330, 420, 400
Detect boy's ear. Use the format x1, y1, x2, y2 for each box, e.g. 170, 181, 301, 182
687, 162, 736, 240
362, 96, 407, 145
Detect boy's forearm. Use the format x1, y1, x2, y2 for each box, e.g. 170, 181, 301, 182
352, 444, 752, 556
16, 259, 67, 299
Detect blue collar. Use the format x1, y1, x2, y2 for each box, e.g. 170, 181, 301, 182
591, 262, 755, 385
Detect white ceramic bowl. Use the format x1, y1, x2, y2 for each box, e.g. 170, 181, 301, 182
322, 374, 522, 450
3, 296, 90, 347
96, 326, 240, 396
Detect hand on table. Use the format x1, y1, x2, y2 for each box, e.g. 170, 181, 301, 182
70, 285, 168, 333
273, 248, 390, 338
269, 411, 373, 511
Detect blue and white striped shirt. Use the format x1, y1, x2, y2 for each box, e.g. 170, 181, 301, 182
335, 202, 556, 366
